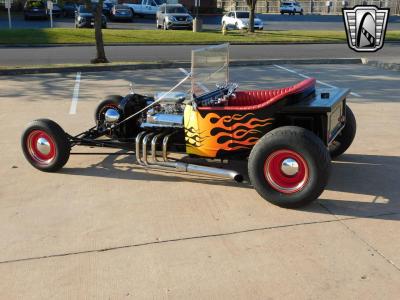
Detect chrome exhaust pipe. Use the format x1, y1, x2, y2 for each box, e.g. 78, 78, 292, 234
135, 131, 243, 183
142, 132, 155, 165
135, 131, 147, 166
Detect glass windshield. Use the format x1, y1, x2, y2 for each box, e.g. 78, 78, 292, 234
236, 12, 249, 18
191, 44, 230, 97
154, 0, 166, 5
282, 3, 293, 6
27, 1, 45, 8
79, 6, 91, 13
166, 6, 188, 14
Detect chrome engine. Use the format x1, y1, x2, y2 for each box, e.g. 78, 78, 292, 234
142, 92, 187, 128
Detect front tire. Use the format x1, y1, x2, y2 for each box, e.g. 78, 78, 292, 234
21, 119, 70, 172
329, 105, 356, 159
248, 126, 331, 208
94, 96, 123, 124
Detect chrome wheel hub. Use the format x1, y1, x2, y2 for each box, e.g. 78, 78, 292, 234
36, 137, 51, 156
280, 158, 299, 176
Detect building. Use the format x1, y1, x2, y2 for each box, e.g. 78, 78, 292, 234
216, 0, 399, 15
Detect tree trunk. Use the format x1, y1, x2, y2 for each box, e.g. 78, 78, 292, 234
246, 0, 257, 33
91, 0, 108, 64
249, 6, 255, 33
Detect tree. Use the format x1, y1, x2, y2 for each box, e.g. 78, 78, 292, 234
87, 0, 109, 63
246, 0, 257, 33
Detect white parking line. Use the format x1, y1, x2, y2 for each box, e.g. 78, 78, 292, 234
69, 72, 82, 115
273, 65, 361, 98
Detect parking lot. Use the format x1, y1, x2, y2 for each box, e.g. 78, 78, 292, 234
1, 13, 400, 30
0, 63, 399, 298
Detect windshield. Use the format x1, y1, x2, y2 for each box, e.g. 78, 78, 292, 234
236, 12, 250, 18
282, 2, 293, 6
166, 6, 188, 14
26, 1, 45, 8
78, 6, 91, 13
154, 0, 166, 4
191, 44, 230, 97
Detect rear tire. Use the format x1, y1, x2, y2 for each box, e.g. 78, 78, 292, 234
248, 126, 331, 208
329, 105, 356, 159
21, 119, 70, 172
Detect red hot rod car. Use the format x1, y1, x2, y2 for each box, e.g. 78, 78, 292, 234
21, 44, 356, 208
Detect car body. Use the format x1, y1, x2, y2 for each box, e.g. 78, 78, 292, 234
222, 11, 264, 30
280, 1, 303, 15
21, 44, 356, 209
24, 0, 48, 20
75, 5, 107, 28
103, 1, 114, 15
156, 4, 193, 30
51, 4, 62, 18
123, 0, 166, 17
110, 5, 133, 21
62, 2, 78, 17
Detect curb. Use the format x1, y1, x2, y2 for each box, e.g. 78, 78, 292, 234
0, 58, 363, 76
361, 58, 400, 72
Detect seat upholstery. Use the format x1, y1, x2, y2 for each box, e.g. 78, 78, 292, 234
198, 78, 316, 111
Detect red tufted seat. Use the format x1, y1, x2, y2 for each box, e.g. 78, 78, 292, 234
199, 78, 316, 111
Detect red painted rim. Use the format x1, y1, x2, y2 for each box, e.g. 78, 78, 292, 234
264, 149, 309, 194
26, 130, 56, 165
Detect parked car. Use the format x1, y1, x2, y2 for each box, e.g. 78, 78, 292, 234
280, 2, 303, 15
62, 2, 78, 17
20, 44, 357, 209
156, 3, 193, 30
103, 0, 114, 16
110, 5, 133, 22
123, 0, 166, 17
51, 3, 62, 18
222, 11, 264, 30
75, 5, 107, 28
24, 0, 48, 20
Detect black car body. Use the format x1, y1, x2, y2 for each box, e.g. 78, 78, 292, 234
24, 0, 48, 20
63, 2, 78, 17
75, 5, 107, 28
110, 5, 133, 21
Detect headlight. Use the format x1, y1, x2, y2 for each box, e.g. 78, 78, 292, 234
78, 16, 85, 22
187, 16, 193, 21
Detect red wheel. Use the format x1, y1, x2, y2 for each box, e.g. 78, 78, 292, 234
264, 149, 309, 194
248, 126, 331, 208
26, 130, 57, 165
21, 119, 70, 172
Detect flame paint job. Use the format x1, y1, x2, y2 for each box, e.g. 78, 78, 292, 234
184, 105, 274, 158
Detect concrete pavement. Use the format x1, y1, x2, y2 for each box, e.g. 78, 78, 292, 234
0, 64, 399, 299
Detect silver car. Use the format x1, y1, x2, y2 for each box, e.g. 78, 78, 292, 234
156, 4, 193, 30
